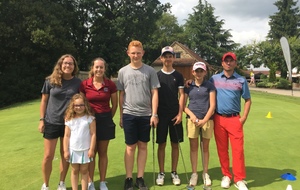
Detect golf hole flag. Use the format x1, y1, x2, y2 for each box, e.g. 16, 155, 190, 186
280, 37, 292, 81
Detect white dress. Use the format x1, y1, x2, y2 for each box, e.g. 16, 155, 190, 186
65, 115, 95, 164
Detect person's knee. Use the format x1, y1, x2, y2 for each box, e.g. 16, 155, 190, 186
158, 142, 166, 150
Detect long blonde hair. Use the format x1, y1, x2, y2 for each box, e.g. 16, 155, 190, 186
46, 54, 79, 87
88, 57, 108, 78
65, 94, 93, 121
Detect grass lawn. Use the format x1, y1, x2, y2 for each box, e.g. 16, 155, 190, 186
0, 91, 299, 190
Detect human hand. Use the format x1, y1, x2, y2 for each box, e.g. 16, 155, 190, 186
150, 116, 158, 128
38, 122, 45, 133
64, 151, 70, 161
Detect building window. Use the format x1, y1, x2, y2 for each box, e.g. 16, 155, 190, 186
175, 52, 181, 58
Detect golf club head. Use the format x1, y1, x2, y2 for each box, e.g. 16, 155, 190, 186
186, 185, 195, 190
203, 185, 212, 190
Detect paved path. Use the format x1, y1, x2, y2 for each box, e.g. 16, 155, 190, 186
249, 86, 300, 97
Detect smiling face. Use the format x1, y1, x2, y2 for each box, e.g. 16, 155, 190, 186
73, 98, 86, 116
160, 53, 175, 68
61, 57, 75, 76
92, 59, 106, 79
127, 46, 144, 65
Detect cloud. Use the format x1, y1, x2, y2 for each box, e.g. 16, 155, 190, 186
159, 0, 299, 45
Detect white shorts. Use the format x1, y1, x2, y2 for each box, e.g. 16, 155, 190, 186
69, 149, 93, 164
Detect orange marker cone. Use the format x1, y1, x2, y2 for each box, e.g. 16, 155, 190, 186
266, 111, 272, 118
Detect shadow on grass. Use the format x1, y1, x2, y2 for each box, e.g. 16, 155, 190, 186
65, 166, 296, 189
83, 166, 296, 189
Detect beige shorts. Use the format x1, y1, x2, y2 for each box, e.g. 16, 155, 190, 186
187, 119, 214, 139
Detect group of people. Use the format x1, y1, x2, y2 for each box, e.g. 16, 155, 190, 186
39, 55, 117, 190
38, 40, 252, 190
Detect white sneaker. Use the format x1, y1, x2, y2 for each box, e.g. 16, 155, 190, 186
171, 172, 181, 186
100, 181, 108, 190
189, 173, 198, 186
221, 176, 231, 188
203, 173, 211, 186
88, 182, 96, 190
57, 181, 66, 190
234, 180, 248, 190
156, 173, 165, 186
41, 183, 49, 190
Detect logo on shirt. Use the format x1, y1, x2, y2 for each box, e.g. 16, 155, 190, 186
104, 87, 109, 92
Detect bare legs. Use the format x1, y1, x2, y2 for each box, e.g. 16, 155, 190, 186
124, 141, 148, 178
42, 137, 69, 187
70, 163, 89, 190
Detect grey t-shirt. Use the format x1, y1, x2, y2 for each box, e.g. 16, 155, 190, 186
117, 64, 160, 116
41, 77, 81, 125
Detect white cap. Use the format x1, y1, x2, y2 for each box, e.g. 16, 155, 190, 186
193, 62, 206, 71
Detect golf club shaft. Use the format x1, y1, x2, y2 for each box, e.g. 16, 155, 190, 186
152, 126, 155, 190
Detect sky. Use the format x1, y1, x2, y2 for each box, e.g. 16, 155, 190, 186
159, 0, 300, 45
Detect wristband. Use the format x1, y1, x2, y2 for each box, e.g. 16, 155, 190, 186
152, 114, 158, 118
39, 118, 45, 121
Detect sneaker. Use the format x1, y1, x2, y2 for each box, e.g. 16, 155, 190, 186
156, 173, 165, 186
189, 173, 198, 186
88, 182, 96, 190
221, 176, 231, 188
171, 171, 181, 186
203, 173, 211, 186
41, 183, 49, 190
135, 177, 148, 190
234, 180, 248, 190
124, 178, 133, 190
100, 181, 108, 190
57, 181, 66, 190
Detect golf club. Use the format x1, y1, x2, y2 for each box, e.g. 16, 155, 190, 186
199, 128, 212, 190
175, 121, 195, 190
152, 126, 156, 190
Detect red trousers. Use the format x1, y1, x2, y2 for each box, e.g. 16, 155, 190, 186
214, 114, 246, 183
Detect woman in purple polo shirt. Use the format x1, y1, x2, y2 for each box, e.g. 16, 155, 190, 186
80, 58, 118, 190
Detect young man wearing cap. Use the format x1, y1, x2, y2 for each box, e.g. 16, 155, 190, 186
209, 52, 251, 190
117, 40, 160, 190
184, 62, 216, 187
155, 46, 185, 186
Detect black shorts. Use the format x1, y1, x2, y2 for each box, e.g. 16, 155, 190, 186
122, 114, 151, 145
95, 112, 116, 141
43, 123, 65, 139
156, 114, 183, 144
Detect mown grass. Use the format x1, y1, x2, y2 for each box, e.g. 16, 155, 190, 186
0, 91, 299, 189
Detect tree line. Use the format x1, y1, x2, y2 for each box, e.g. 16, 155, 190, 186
0, 0, 299, 108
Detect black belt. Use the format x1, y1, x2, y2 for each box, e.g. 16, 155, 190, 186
216, 112, 239, 117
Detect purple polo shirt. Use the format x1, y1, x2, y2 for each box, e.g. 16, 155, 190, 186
209, 71, 251, 114
184, 80, 216, 119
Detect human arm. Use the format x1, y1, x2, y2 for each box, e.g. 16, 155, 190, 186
118, 90, 124, 128
63, 125, 71, 160
110, 92, 118, 117
198, 90, 216, 127
150, 88, 159, 128
240, 98, 251, 125
183, 93, 198, 125
88, 119, 96, 158
172, 88, 184, 125
38, 94, 49, 133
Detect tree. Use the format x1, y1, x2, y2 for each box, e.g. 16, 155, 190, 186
183, 0, 237, 65
147, 12, 185, 60
268, 0, 300, 40
0, 0, 77, 107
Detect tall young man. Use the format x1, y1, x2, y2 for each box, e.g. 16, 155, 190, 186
117, 40, 160, 190
156, 46, 184, 186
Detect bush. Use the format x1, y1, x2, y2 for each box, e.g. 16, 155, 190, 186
276, 78, 291, 89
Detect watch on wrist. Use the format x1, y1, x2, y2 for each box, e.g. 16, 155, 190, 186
152, 114, 158, 118
39, 118, 45, 121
